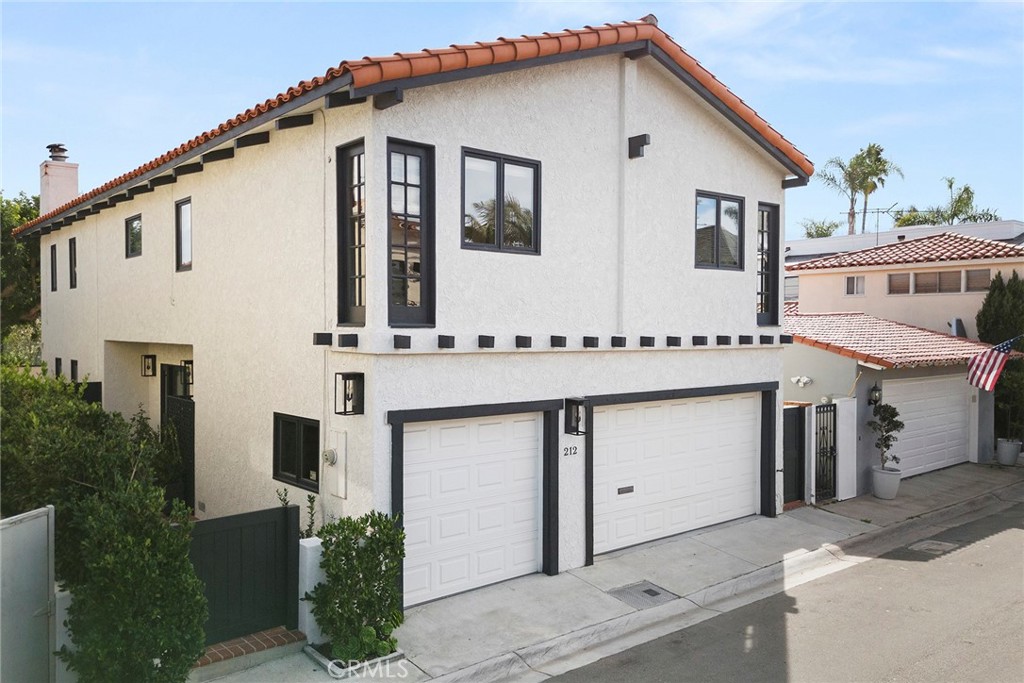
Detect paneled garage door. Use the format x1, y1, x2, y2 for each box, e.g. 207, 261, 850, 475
402, 413, 542, 606
885, 376, 970, 478
593, 393, 760, 555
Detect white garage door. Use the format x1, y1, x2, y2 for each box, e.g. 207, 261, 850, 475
593, 393, 760, 555
885, 376, 970, 478
402, 413, 542, 606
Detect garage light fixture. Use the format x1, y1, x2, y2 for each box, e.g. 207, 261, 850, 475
868, 383, 882, 406
180, 359, 194, 386
335, 372, 364, 415
564, 397, 587, 436
141, 354, 156, 377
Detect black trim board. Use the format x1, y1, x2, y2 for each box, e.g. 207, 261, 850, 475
760, 389, 778, 518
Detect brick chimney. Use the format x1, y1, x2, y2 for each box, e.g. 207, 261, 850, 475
39, 144, 79, 215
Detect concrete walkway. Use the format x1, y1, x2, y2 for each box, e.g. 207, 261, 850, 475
207, 462, 1024, 682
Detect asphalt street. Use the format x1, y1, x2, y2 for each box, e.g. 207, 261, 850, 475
552, 502, 1024, 683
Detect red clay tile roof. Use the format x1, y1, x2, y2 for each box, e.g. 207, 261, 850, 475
787, 232, 1024, 271
784, 301, 799, 315
15, 17, 812, 237
784, 311, 992, 368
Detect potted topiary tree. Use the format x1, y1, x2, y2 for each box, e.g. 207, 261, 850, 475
867, 402, 905, 499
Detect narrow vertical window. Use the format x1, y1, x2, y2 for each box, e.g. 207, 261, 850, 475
388, 140, 434, 327
50, 244, 57, 291
338, 142, 366, 325
175, 198, 192, 271
125, 214, 142, 257
70, 360, 79, 382
756, 204, 779, 325
68, 237, 77, 289
54, 357, 62, 377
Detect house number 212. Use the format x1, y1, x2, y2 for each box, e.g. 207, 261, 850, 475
563, 445, 578, 457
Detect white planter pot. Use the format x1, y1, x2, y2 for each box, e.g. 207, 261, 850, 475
995, 438, 1021, 467
871, 465, 901, 500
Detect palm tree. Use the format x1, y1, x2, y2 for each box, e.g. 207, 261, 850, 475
857, 143, 903, 234
894, 177, 1001, 227
817, 154, 868, 236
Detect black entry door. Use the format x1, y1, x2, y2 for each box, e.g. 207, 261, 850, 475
161, 364, 195, 510
783, 407, 805, 503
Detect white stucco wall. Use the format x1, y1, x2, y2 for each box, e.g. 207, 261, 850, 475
793, 260, 1024, 339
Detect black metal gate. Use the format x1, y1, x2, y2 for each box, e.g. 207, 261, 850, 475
783, 407, 806, 503
815, 403, 837, 500
190, 505, 299, 645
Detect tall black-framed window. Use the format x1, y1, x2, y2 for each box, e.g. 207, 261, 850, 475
54, 357, 62, 377
175, 198, 192, 271
50, 244, 57, 291
272, 412, 320, 493
461, 148, 541, 254
756, 203, 779, 325
70, 360, 79, 382
388, 139, 435, 327
68, 237, 77, 289
695, 192, 744, 270
338, 141, 366, 325
125, 214, 142, 258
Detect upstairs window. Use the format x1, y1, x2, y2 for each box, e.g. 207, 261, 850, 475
50, 244, 57, 291
462, 148, 540, 254
966, 269, 991, 292
888, 273, 910, 295
756, 203, 780, 325
338, 142, 366, 325
388, 140, 434, 327
845, 275, 865, 296
272, 412, 319, 493
696, 192, 743, 269
125, 214, 142, 258
175, 199, 192, 271
68, 238, 77, 289
784, 276, 799, 302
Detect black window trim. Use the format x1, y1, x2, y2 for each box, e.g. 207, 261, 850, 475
68, 237, 77, 290
272, 411, 320, 493
50, 244, 57, 292
387, 138, 436, 328
125, 213, 143, 258
756, 202, 779, 326
695, 190, 745, 271
175, 197, 192, 272
460, 146, 542, 256
337, 139, 366, 326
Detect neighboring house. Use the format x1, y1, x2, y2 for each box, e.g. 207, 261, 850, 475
15, 17, 813, 607
783, 312, 993, 495
787, 232, 1024, 340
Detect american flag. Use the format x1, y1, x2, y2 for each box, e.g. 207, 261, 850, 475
967, 335, 1021, 391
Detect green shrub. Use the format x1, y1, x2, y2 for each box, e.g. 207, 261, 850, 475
58, 482, 207, 683
0, 319, 41, 366
306, 511, 405, 662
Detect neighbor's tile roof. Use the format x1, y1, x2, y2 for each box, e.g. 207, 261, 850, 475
787, 232, 1024, 271
15, 17, 812, 237
784, 311, 991, 368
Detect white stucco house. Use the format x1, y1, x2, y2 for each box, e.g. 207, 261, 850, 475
17, 17, 814, 606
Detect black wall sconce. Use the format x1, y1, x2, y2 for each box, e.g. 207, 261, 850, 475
141, 354, 156, 377
180, 360, 194, 386
868, 382, 882, 406
565, 397, 587, 436
335, 372, 364, 415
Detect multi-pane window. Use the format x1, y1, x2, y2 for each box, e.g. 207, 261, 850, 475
338, 143, 366, 325
845, 275, 865, 295
388, 141, 434, 326
175, 199, 192, 271
756, 204, 779, 325
696, 192, 743, 269
888, 273, 910, 295
50, 244, 57, 291
68, 238, 77, 289
889, 269, 991, 295
272, 412, 320, 493
125, 214, 142, 257
462, 149, 540, 253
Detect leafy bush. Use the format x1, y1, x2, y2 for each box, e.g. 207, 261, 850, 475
58, 483, 207, 683
276, 488, 320, 538
306, 511, 405, 662
1, 319, 41, 366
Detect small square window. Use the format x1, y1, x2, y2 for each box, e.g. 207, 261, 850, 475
888, 273, 910, 295
175, 199, 192, 271
462, 149, 540, 254
784, 276, 799, 302
125, 214, 142, 257
914, 272, 938, 294
966, 269, 991, 292
845, 275, 864, 296
695, 192, 744, 270
272, 412, 319, 492
938, 271, 961, 293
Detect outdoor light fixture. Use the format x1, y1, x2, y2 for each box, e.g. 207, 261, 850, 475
141, 354, 156, 377
180, 360, 194, 386
868, 383, 882, 406
564, 397, 587, 436
334, 372, 364, 415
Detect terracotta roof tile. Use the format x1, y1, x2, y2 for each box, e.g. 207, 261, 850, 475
788, 232, 1024, 271
15, 17, 813, 237
783, 312, 993, 368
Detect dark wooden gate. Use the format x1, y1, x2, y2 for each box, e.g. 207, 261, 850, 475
815, 403, 837, 500
783, 407, 806, 503
190, 505, 299, 645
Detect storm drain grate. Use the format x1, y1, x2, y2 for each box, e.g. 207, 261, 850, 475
907, 540, 960, 555
608, 580, 679, 610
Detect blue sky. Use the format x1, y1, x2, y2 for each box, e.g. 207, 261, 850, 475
2, 1, 1021, 239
